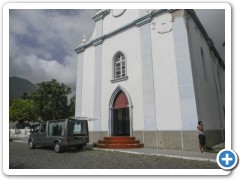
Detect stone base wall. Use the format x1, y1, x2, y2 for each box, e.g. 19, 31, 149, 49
205, 130, 225, 146
133, 131, 144, 143
182, 131, 199, 151
89, 130, 224, 151
89, 131, 108, 143
158, 131, 183, 149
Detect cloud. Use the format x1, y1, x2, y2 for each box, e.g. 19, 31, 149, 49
9, 9, 98, 94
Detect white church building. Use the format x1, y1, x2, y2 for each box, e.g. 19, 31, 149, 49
74, 9, 225, 151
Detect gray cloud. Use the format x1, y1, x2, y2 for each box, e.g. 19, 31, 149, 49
9, 9, 98, 95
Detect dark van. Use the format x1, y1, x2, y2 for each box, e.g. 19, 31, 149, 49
28, 117, 89, 153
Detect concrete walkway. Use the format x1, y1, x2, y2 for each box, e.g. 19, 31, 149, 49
11, 137, 217, 162
94, 148, 217, 162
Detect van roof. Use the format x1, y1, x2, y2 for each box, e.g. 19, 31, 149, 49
69, 117, 97, 121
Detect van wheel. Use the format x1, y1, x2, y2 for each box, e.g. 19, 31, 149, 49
54, 142, 61, 153
28, 140, 35, 149
77, 145, 83, 149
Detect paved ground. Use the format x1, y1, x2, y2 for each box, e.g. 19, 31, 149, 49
9, 141, 219, 169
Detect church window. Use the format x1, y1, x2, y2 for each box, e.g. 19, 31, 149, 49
201, 47, 208, 81
111, 52, 128, 83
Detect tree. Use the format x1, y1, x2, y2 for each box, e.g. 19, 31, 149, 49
9, 99, 37, 123
32, 79, 72, 120
21, 92, 32, 100
69, 95, 75, 117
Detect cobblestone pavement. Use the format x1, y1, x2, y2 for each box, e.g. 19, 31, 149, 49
9, 141, 219, 169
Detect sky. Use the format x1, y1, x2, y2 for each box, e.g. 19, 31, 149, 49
9, 9, 225, 96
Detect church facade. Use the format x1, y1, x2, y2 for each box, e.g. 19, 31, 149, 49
74, 9, 225, 151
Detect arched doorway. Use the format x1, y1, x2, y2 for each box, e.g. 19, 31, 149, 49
109, 86, 133, 137
112, 91, 130, 136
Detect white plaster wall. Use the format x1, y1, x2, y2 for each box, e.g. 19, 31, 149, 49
151, 13, 182, 130
101, 27, 144, 131
187, 16, 224, 130
103, 10, 140, 35
81, 46, 95, 131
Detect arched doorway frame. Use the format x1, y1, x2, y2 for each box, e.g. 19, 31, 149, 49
109, 85, 133, 137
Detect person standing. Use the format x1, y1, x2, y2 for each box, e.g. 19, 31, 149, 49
197, 121, 206, 153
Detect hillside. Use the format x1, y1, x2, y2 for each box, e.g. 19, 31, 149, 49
9, 76, 37, 99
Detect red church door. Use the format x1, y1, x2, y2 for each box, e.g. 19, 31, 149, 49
112, 91, 130, 136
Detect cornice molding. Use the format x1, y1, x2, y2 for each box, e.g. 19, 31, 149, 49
75, 46, 85, 54
92, 37, 104, 46
135, 15, 151, 27
92, 9, 110, 22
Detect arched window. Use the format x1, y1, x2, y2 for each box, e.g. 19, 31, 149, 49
111, 52, 128, 83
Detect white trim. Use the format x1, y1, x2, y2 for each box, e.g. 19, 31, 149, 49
112, 9, 126, 17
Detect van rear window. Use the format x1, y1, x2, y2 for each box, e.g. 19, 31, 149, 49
69, 120, 88, 136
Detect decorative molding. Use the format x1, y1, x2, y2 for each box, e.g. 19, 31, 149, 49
111, 76, 128, 83
92, 37, 103, 46
112, 9, 126, 17
92, 9, 110, 22
151, 20, 173, 34
135, 15, 151, 27
75, 47, 85, 54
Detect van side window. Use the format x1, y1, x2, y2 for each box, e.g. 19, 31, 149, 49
48, 121, 65, 136
40, 123, 46, 133
33, 124, 40, 133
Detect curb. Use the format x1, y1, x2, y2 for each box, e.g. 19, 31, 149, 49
11, 139, 28, 144
93, 148, 216, 162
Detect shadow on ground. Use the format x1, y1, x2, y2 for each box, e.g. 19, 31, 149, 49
30, 144, 93, 154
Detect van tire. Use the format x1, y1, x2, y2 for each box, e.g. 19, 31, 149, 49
28, 140, 35, 149
54, 142, 61, 153
77, 145, 83, 150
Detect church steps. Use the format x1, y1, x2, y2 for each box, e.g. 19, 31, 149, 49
98, 140, 140, 144
93, 136, 144, 149
103, 136, 136, 141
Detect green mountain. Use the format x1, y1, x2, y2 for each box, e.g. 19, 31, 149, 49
10, 76, 37, 99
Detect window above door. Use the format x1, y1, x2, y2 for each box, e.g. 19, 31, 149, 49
111, 51, 128, 83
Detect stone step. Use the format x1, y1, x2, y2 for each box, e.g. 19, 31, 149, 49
94, 136, 144, 149
98, 140, 140, 144
94, 143, 144, 149
103, 136, 136, 141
